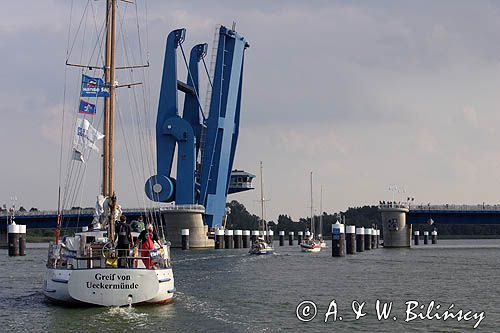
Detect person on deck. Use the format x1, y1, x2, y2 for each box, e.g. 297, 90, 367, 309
130, 216, 145, 233
115, 215, 133, 268
137, 223, 162, 269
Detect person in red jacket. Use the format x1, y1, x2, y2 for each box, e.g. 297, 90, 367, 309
137, 223, 161, 269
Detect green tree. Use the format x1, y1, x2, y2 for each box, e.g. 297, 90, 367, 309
225, 200, 260, 230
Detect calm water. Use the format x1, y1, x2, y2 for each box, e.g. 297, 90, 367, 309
0, 240, 499, 332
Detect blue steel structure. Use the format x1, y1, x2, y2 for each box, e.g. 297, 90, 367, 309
145, 26, 250, 228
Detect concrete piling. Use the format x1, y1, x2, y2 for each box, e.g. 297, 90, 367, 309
356, 227, 365, 252
414, 231, 420, 245
224, 229, 234, 249
331, 222, 345, 257
423, 231, 429, 245
234, 230, 243, 249
7, 224, 20, 257
181, 229, 190, 250
288, 232, 294, 245
279, 231, 285, 246
371, 228, 377, 249
268, 230, 274, 244
18, 225, 26, 256
251, 230, 259, 243
431, 230, 437, 244
297, 231, 303, 245
364, 228, 372, 251
346, 225, 356, 254
242, 230, 251, 248
215, 229, 224, 249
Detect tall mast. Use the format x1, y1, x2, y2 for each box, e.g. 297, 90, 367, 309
319, 184, 323, 236
103, 0, 117, 241
260, 161, 265, 230
310, 171, 314, 236
103, 0, 116, 197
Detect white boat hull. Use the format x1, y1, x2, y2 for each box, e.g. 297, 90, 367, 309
249, 239, 274, 255
249, 248, 274, 255
300, 243, 322, 252
301, 246, 321, 253
43, 267, 174, 306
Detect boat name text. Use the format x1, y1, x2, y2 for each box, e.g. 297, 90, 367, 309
94, 273, 131, 281
85, 273, 138, 290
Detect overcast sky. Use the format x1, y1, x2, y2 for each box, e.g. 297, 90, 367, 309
3, 0, 500, 221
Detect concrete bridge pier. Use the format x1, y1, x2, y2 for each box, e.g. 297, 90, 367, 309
379, 204, 411, 248
161, 206, 214, 248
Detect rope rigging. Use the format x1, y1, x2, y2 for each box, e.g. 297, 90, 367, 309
58, 0, 163, 239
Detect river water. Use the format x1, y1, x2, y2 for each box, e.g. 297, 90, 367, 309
0, 239, 499, 332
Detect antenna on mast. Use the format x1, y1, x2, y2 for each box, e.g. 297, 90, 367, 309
310, 171, 314, 237
320, 184, 323, 236
259, 161, 265, 223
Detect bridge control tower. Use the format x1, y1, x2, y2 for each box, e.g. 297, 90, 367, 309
379, 203, 411, 247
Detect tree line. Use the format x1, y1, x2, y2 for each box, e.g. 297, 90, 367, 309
226, 200, 500, 237
225, 200, 381, 236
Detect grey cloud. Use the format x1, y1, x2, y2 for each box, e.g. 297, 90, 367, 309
3, 1, 500, 220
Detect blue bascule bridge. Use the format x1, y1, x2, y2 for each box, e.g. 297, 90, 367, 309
144, 26, 254, 247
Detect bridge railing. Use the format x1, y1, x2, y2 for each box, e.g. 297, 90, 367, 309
379, 202, 410, 209
159, 204, 205, 212
0, 207, 161, 217
409, 204, 500, 212
0, 208, 92, 217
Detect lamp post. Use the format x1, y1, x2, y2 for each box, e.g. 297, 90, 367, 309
398, 187, 406, 203
388, 184, 398, 203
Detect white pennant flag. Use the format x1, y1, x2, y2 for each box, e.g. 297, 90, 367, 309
72, 148, 85, 162
74, 118, 104, 151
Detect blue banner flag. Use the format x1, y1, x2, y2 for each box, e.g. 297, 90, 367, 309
79, 99, 96, 115
81, 74, 109, 97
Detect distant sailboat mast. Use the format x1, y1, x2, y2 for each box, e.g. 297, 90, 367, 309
319, 184, 323, 236
260, 161, 265, 233
310, 171, 314, 238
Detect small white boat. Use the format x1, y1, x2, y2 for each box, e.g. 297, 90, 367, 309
302, 172, 322, 253
44, 228, 174, 306
249, 161, 274, 255
249, 237, 274, 255
300, 238, 322, 252
318, 186, 327, 249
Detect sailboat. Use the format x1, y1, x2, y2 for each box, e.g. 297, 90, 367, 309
301, 172, 322, 252
249, 161, 274, 255
318, 185, 327, 248
42, 0, 174, 306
